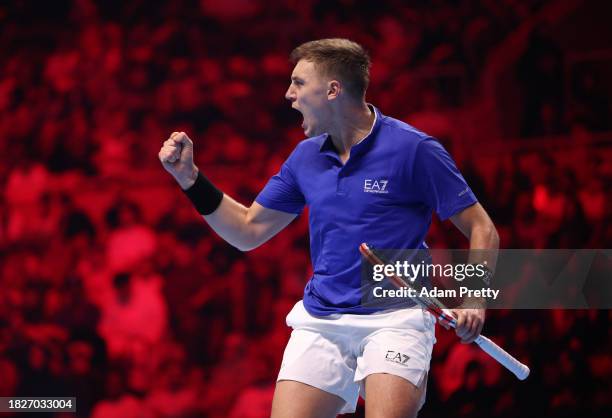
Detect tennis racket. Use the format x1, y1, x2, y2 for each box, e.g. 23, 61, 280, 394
359, 243, 530, 380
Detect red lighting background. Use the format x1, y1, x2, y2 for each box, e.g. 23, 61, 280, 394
0, 1, 610, 417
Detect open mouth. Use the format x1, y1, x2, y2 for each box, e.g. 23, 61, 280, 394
291, 105, 307, 131
294, 109, 305, 128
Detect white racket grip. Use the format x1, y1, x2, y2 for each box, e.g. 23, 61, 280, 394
475, 335, 530, 380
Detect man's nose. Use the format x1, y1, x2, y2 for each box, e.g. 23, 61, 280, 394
285, 86, 295, 101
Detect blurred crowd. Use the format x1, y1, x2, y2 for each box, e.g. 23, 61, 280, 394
0, 0, 610, 417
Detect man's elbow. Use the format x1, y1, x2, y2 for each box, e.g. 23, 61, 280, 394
469, 218, 499, 248
232, 226, 265, 252
482, 221, 499, 248
233, 241, 261, 252
491, 226, 500, 248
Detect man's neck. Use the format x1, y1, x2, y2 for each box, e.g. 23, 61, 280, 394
328, 103, 375, 158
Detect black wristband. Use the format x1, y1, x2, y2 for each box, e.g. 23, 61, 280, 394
182, 171, 224, 215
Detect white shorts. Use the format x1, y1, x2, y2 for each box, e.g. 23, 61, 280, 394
277, 301, 437, 414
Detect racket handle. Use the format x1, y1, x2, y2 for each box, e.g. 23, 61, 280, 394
474, 335, 530, 380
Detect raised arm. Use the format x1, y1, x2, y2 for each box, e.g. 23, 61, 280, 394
159, 132, 296, 251
204, 198, 296, 251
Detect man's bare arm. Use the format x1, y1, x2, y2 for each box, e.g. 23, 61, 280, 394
205, 199, 296, 251
448, 202, 500, 344
450, 202, 500, 270
159, 131, 297, 251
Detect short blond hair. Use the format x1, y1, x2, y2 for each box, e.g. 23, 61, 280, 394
290, 38, 371, 100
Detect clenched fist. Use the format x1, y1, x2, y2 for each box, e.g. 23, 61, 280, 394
159, 132, 198, 190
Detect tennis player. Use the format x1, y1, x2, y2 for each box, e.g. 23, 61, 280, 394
159, 39, 499, 418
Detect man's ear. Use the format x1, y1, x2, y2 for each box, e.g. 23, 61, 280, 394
327, 80, 341, 100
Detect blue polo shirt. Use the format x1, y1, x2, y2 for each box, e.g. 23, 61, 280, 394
256, 106, 477, 316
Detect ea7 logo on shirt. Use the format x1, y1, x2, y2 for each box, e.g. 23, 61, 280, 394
364, 179, 389, 194
385, 350, 410, 366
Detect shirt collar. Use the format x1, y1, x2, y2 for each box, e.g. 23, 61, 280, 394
319, 104, 381, 154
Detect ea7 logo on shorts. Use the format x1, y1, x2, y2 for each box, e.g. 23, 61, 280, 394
385, 350, 410, 365
364, 179, 389, 194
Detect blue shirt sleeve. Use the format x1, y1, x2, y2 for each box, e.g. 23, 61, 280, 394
255, 150, 306, 214
413, 138, 477, 220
